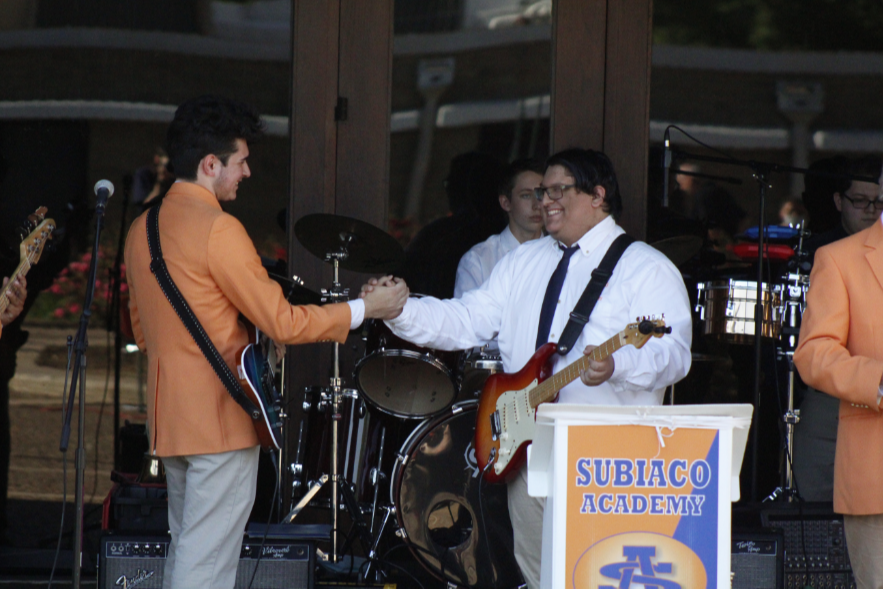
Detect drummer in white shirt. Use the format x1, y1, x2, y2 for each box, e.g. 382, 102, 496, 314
362, 148, 692, 589
453, 158, 545, 298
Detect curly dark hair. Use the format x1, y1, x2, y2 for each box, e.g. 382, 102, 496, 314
165, 95, 264, 180
545, 148, 622, 218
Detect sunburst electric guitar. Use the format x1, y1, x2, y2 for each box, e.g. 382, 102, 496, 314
474, 318, 671, 483
235, 325, 284, 451
0, 208, 54, 314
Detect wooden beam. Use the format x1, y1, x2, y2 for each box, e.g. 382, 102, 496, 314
550, 0, 607, 153
550, 0, 653, 239
603, 0, 653, 238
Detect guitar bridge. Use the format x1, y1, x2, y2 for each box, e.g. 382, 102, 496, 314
490, 410, 502, 440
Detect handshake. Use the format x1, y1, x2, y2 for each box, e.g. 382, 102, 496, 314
360, 275, 409, 321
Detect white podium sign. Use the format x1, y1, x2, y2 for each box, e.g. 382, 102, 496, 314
528, 404, 753, 589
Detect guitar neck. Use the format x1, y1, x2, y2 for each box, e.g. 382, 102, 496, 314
0, 258, 31, 314
528, 331, 627, 409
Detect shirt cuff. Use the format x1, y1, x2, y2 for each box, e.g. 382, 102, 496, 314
606, 348, 634, 385
877, 382, 883, 407
347, 299, 365, 330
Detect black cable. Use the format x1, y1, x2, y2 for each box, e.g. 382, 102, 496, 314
48, 337, 74, 588
665, 124, 744, 165
378, 559, 426, 589
247, 449, 279, 589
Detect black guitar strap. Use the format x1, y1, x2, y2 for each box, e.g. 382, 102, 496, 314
145, 205, 260, 420
556, 233, 636, 355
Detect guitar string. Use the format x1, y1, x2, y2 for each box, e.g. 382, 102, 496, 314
527, 332, 630, 408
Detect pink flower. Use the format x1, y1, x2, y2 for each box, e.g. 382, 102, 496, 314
49, 284, 63, 295
53, 308, 65, 318
95, 280, 102, 289
67, 303, 81, 314
82, 252, 92, 263
120, 283, 129, 293
60, 268, 69, 276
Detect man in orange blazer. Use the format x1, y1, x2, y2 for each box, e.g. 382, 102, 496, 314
124, 95, 408, 589
794, 168, 883, 589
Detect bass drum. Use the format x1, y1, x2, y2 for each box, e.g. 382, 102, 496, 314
391, 401, 524, 589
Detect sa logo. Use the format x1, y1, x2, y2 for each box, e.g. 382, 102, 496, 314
573, 532, 706, 589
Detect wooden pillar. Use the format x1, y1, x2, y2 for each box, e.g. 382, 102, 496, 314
551, 0, 653, 239
285, 0, 393, 504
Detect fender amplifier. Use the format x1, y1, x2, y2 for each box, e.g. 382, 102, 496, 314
98, 533, 313, 589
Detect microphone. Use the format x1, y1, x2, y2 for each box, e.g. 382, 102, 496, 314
94, 179, 115, 212
662, 128, 671, 208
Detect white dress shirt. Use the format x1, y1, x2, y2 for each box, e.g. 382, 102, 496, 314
454, 225, 521, 298
386, 215, 692, 406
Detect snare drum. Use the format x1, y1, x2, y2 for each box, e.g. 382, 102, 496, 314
458, 348, 503, 399
391, 401, 523, 589
354, 319, 459, 419
695, 280, 783, 344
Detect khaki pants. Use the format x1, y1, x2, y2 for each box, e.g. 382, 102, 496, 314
844, 513, 883, 589
507, 465, 545, 589
163, 446, 260, 589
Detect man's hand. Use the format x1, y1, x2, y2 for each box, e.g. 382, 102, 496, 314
362, 276, 409, 320
579, 344, 614, 386
1, 275, 27, 326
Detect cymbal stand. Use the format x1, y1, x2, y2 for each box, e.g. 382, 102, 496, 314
323, 251, 350, 562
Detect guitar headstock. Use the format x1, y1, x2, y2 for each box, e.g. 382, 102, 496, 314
19, 208, 55, 266
623, 316, 672, 349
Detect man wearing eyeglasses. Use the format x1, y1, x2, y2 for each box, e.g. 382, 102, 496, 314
794, 160, 883, 589
363, 148, 692, 589
793, 156, 882, 506
453, 158, 544, 298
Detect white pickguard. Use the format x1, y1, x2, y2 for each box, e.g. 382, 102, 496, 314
493, 379, 538, 475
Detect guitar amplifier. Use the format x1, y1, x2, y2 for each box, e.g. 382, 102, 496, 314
761, 504, 857, 589
731, 530, 784, 589
98, 533, 313, 589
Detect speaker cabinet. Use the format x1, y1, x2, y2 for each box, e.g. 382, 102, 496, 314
731, 530, 784, 589
98, 534, 313, 589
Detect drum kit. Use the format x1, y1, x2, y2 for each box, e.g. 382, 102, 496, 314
686, 224, 811, 501
271, 214, 520, 588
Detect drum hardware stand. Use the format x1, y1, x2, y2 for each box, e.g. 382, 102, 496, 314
367, 426, 387, 535
766, 233, 808, 503
287, 246, 368, 563
362, 505, 394, 582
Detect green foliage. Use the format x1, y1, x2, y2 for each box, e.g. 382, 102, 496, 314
654, 0, 883, 51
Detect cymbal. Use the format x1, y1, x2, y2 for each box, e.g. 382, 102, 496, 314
267, 272, 323, 306
294, 214, 404, 274
650, 235, 704, 267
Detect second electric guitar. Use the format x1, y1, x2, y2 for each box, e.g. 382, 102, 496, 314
474, 318, 671, 483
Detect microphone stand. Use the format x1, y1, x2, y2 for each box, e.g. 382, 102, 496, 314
59, 189, 110, 588
667, 147, 874, 502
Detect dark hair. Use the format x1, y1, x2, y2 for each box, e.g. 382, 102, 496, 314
545, 148, 622, 218
845, 155, 882, 186
498, 158, 544, 199
165, 95, 264, 180
803, 156, 848, 233
445, 151, 506, 218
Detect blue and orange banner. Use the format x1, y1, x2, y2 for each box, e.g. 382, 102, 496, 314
566, 425, 719, 589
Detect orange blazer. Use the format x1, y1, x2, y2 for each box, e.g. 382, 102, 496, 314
125, 182, 351, 457
794, 220, 883, 515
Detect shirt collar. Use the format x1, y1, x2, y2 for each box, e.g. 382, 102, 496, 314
560, 215, 617, 256
500, 225, 520, 251
166, 180, 222, 210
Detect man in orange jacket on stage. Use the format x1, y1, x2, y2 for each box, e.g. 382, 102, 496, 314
124, 95, 407, 589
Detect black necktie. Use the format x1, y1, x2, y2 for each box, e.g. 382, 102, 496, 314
536, 244, 580, 350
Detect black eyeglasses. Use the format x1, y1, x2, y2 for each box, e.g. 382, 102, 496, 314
533, 184, 577, 202
841, 193, 883, 211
